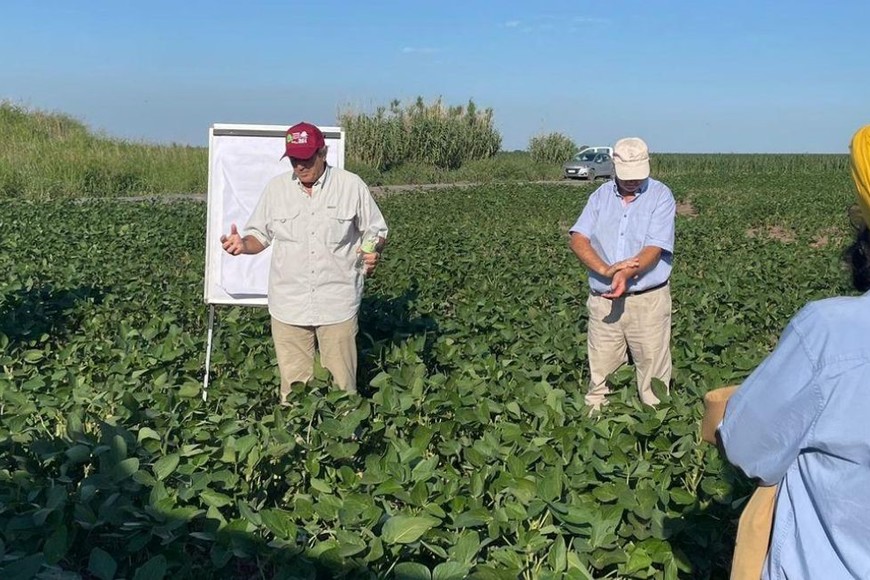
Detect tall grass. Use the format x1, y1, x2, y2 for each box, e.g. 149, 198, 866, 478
528, 132, 578, 164
0, 101, 206, 199
339, 97, 502, 171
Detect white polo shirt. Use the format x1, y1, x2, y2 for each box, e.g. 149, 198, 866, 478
244, 166, 389, 326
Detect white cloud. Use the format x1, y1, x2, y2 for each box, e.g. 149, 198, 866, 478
571, 16, 610, 25
504, 15, 609, 32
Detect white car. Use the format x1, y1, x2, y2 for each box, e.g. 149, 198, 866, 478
577, 146, 613, 156
562, 151, 614, 181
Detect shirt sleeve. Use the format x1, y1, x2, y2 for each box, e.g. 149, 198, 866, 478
719, 310, 823, 486
569, 190, 600, 237
356, 180, 389, 239
243, 183, 273, 247
643, 187, 676, 253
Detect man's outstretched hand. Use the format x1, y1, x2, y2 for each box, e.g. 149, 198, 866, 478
221, 223, 245, 255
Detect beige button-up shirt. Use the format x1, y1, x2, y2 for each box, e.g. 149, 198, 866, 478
244, 166, 388, 326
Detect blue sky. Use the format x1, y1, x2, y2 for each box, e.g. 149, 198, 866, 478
3, 0, 868, 153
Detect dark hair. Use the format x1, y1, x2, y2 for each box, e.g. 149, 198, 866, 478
845, 225, 870, 292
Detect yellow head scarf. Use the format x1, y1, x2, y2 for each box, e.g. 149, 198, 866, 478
851, 125, 870, 227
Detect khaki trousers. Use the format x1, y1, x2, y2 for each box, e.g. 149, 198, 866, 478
271, 315, 358, 401
585, 284, 672, 409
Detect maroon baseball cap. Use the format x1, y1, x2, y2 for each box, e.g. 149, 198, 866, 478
281, 122, 325, 160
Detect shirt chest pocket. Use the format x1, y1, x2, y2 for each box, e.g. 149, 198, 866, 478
325, 206, 357, 246
269, 208, 301, 242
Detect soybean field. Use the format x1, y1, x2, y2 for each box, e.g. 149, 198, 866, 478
0, 167, 858, 579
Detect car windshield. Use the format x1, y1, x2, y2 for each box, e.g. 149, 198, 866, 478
573, 152, 597, 162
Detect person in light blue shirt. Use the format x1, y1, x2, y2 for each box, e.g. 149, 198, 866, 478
569, 137, 676, 409
720, 125, 870, 579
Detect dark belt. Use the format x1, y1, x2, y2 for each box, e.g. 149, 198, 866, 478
591, 281, 668, 298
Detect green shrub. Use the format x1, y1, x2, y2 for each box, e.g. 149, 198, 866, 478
528, 132, 578, 164
339, 97, 502, 171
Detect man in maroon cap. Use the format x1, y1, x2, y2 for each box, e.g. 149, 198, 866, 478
220, 122, 388, 402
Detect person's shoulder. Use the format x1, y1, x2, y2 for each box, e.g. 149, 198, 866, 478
264, 170, 296, 190
646, 178, 675, 197
797, 293, 870, 328
787, 294, 870, 360
257, 171, 296, 203
586, 180, 613, 202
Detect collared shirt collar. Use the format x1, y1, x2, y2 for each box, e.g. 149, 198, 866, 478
613, 178, 649, 198
293, 165, 331, 189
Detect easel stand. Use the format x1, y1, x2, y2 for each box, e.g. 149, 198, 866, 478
203, 305, 216, 402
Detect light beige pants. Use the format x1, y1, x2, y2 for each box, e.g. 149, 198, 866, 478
271, 315, 358, 401
585, 284, 672, 409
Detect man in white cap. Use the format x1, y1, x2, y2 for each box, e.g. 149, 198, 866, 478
568, 137, 676, 409
220, 122, 388, 402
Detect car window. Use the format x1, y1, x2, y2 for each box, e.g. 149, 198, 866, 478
575, 152, 596, 161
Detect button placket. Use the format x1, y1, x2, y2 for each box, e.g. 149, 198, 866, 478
617, 212, 629, 250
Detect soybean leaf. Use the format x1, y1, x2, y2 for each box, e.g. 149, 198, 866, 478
42, 524, 68, 565
111, 457, 140, 482
88, 547, 117, 580
394, 562, 431, 580
152, 454, 180, 481
132, 555, 167, 580
433, 561, 470, 580
0, 554, 45, 580
381, 515, 440, 544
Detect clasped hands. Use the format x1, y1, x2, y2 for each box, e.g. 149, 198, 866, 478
601, 258, 640, 299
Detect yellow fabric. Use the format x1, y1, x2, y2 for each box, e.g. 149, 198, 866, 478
702, 385, 739, 444
701, 386, 775, 579
851, 125, 870, 228
731, 486, 777, 580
